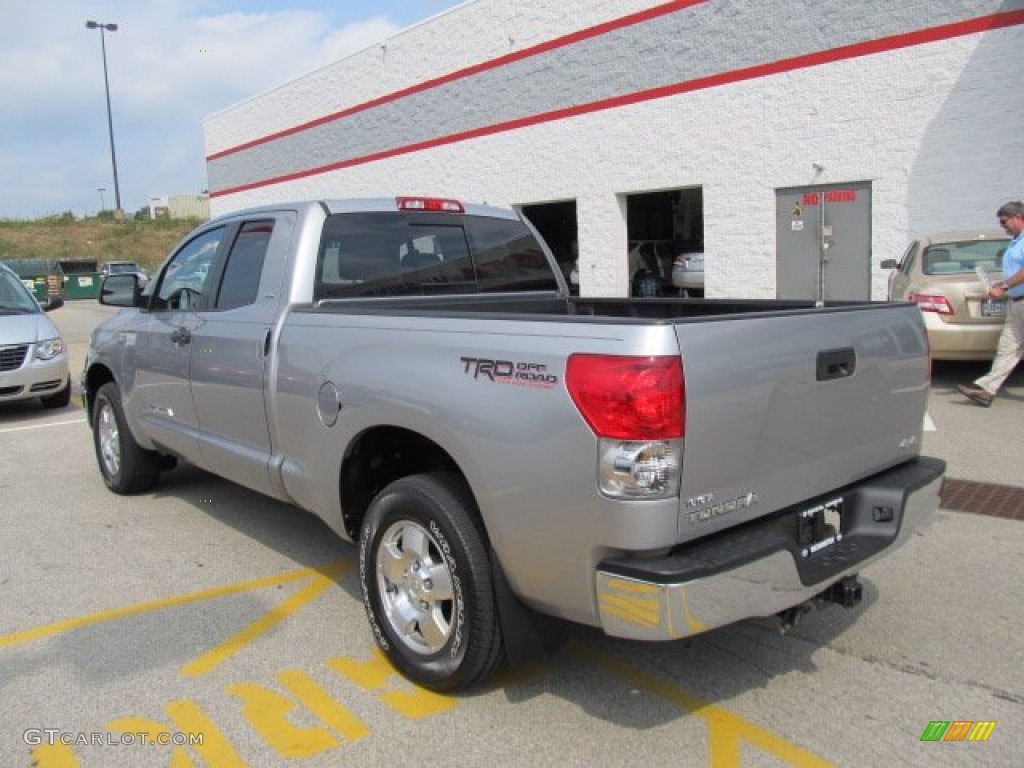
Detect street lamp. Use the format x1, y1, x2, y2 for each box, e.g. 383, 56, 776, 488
85, 20, 122, 215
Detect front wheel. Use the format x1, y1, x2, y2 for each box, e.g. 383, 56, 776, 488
359, 473, 504, 691
92, 382, 161, 494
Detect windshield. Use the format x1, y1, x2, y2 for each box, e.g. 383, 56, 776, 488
922, 240, 1007, 276
109, 262, 140, 274
0, 270, 41, 314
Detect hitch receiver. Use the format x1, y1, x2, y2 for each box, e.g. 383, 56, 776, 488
820, 575, 863, 608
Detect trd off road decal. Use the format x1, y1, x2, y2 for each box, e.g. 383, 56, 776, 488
460, 357, 559, 389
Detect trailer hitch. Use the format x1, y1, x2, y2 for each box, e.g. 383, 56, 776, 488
778, 575, 864, 633
820, 575, 864, 608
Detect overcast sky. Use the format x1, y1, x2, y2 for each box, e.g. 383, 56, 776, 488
0, 0, 460, 220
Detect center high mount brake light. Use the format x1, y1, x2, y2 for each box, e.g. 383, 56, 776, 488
396, 197, 465, 213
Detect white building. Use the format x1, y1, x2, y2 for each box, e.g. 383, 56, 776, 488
148, 193, 211, 221
203, 0, 1024, 299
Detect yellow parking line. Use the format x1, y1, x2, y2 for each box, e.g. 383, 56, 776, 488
181, 561, 352, 677
572, 642, 833, 768
0, 560, 352, 651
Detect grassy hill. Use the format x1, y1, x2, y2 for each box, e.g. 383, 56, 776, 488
0, 217, 200, 273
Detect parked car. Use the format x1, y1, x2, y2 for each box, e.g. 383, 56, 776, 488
566, 241, 674, 297
881, 230, 1009, 360
99, 260, 149, 288
0, 263, 71, 408
628, 240, 673, 297
672, 251, 705, 295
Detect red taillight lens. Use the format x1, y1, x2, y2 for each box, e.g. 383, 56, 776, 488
396, 196, 465, 213
566, 355, 685, 439
908, 293, 954, 315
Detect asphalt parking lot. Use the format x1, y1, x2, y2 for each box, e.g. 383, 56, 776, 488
1, 301, 1021, 768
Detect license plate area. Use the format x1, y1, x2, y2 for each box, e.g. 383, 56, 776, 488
981, 298, 1006, 317
797, 497, 843, 557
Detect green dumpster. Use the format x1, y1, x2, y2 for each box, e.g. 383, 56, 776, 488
31, 276, 49, 301
63, 273, 101, 299
2, 259, 64, 301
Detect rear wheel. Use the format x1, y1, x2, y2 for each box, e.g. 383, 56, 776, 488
92, 382, 161, 494
359, 473, 504, 691
632, 272, 662, 298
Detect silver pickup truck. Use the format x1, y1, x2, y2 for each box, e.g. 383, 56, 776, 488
84, 197, 945, 691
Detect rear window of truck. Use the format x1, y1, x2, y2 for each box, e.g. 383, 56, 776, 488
314, 213, 557, 300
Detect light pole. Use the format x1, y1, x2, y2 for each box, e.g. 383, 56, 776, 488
97, 187, 106, 213
85, 20, 122, 216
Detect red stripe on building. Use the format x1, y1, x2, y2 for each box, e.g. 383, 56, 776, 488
211, 10, 1024, 198
207, 0, 707, 162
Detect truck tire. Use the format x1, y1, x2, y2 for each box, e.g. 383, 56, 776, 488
92, 382, 160, 494
632, 272, 662, 298
359, 472, 504, 691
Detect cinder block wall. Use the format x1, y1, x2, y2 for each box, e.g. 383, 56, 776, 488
205, 0, 1024, 298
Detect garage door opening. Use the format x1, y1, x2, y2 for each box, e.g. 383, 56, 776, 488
520, 200, 578, 293
625, 188, 704, 297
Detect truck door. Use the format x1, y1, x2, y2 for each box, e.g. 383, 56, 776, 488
189, 215, 291, 497
130, 226, 226, 460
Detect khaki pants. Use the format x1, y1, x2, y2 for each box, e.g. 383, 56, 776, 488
976, 299, 1024, 395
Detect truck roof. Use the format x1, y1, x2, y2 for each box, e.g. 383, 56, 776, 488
210, 197, 522, 223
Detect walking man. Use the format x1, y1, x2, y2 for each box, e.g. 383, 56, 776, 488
957, 200, 1024, 406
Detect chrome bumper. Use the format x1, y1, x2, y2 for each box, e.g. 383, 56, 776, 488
595, 458, 945, 641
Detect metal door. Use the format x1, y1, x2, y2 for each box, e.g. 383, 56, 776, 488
776, 182, 872, 301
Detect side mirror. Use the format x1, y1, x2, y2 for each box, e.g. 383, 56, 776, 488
879, 259, 898, 270
41, 294, 64, 312
99, 274, 145, 308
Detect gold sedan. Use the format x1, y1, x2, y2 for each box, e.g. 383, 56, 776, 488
882, 230, 1009, 360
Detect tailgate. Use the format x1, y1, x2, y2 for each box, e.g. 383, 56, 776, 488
674, 304, 929, 543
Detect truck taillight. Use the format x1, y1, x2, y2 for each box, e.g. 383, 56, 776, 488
396, 196, 465, 213
566, 355, 684, 499
908, 293, 954, 316
566, 355, 684, 439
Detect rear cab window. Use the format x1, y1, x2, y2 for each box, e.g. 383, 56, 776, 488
314, 212, 556, 301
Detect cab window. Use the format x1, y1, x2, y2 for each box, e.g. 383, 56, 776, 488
214, 221, 274, 310
156, 228, 224, 310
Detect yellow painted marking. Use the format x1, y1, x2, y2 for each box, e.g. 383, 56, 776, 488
572, 643, 833, 768
606, 578, 660, 595
277, 669, 371, 743
181, 561, 351, 677
0, 561, 351, 651
599, 593, 662, 627
678, 589, 708, 635
30, 743, 80, 767
327, 649, 457, 720
968, 721, 997, 741
110, 701, 246, 768
226, 682, 339, 758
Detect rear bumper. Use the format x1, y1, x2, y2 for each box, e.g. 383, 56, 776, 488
922, 312, 1001, 360
595, 457, 945, 641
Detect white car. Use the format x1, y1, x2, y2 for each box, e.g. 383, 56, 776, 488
672, 252, 704, 294
0, 263, 71, 408
99, 260, 149, 288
